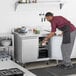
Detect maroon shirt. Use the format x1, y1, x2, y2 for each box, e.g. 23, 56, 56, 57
50, 16, 76, 32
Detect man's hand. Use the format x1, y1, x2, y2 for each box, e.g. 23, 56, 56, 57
42, 40, 48, 46
42, 32, 55, 46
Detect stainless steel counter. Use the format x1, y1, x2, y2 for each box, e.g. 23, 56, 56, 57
0, 60, 36, 76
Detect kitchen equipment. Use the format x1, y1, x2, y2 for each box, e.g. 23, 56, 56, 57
19, 0, 27, 3
14, 33, 38, 64
32, 0, 37, 3
0, 69, 13, 76
33, 29, 40, 34
9, 68, 24, 76
1, 40, 11, 46
20, 26, 27, 33
0, 73, 3, 76
15, 26, 27, 34
0, 60, 36, 76
0, 51, 11, 61
19, 0, 31, 3
19, 0, 37, 3
0, 37, 13, 60
39, 37, 49, 58
0, 68, 24, 76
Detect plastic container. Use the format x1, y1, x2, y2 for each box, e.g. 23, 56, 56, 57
1, 40, 11, 46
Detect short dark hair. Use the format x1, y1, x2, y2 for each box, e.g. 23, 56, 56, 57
45, 12, 53, 17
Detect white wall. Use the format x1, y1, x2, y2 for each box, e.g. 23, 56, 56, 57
0, 0, 60, 33
60, 0, 76, 26
0, 0, 76, 33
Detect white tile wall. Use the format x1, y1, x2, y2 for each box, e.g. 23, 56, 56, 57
0, 0, 76, 33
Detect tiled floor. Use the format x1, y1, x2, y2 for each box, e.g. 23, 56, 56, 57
25, 59, 76, 70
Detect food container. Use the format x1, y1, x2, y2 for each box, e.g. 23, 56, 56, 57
1, 40, 11, 46
15, 26, 27, 34
33, 29, 40, 34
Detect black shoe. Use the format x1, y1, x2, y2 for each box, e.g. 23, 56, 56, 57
63, 65, 73, 70
56, 64, 65, 68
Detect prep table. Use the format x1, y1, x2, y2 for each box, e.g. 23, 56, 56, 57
14, 32, 76, 64
14, 32, 50, 64
50, 35, 76, 60
0, 60, 36, 76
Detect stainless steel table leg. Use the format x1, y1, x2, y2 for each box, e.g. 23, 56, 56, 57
56, 60, 59, 65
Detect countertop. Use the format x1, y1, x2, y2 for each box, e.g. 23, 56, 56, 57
14, 32, 62, 38
0, 60, 36, 76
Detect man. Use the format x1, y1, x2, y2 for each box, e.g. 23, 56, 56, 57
42, 12, 76, 69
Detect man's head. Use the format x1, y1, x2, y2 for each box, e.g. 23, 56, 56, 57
45, 12, 54, 21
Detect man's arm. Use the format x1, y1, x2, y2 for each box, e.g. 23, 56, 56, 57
42, 32, 55, 45
42, 22, 56, 45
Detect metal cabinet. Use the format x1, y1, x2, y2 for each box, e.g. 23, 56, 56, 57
14, 33, 38, 64
49, 36, 76, 60
22, 37, 38, 63
50, 36, 63, 60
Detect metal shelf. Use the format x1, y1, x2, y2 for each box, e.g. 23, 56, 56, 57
0, 34, 14, 60
15, 0, 64, 11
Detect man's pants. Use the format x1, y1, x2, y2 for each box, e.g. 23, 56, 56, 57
61, 30, 76, 66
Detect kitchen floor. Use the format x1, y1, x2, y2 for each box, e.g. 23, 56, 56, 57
29, 62, 76, 76
22, 59, 76, 76
25, 59, 76, 70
